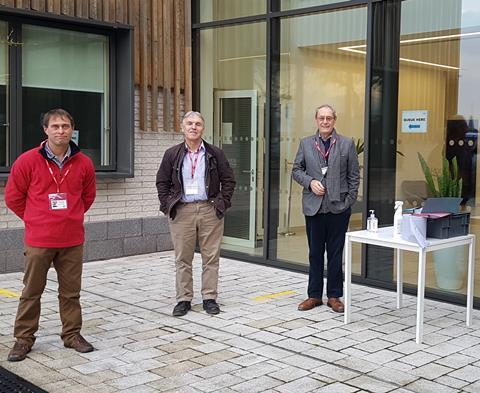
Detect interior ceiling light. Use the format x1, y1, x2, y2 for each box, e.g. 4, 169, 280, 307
337, 31, 480, 70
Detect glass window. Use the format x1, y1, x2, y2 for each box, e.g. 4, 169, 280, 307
281, 0, 351, 11
276, 7, 367, 273
22, 25, 109, 167
199, 22, 266, 256
0, 22, 8, 168
196, 0, 266, 23
396, 0, 480, 296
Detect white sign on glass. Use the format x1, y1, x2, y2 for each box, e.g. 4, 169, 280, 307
402, 110, 428, 133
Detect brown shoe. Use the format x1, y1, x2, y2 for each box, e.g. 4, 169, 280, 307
327, 297, 344, 313
298, 298, 323, 311
64, 334, 94, 353
7, 341, 31, 362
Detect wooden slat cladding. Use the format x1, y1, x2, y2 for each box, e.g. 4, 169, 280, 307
0, 0, 192, 132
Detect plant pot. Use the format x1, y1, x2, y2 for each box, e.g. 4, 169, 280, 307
432, 246, 466, 290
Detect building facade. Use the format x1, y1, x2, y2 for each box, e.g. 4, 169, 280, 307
1, 0, 479, 309
191, 0, 480, 308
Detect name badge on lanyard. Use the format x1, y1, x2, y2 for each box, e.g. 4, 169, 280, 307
45, 159, 71, 211
321, 166, 328, 176
185, 147, 201, 195
49, 193, 68, 210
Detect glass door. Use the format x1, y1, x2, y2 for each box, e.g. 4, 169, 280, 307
214, 90, 257, 248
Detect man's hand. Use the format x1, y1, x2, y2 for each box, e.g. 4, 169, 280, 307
310, 179, 326, 196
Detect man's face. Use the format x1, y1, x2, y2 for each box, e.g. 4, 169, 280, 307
44, 115, 73, 149
182, 114, 204, 144
315, 107, 336, 137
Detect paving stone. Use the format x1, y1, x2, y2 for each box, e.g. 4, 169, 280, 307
345, 375, 397, 392
398, 351, 441, 367
314, 382, 359, 393
274, 376, 325, 392
191, 374, 245, 392
230, 375, 283, 393
367, 366, 417, 386
412, 363, 453, 379
313, 364, 360, 382
434, 375, 470, 390
404, 378, 459, 393
109, 371, 162, 390
267, 366, 310, 382
447, 364, 480, 383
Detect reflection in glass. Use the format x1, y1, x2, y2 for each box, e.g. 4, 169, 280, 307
197, 0, 265, 23
281, 0, 350, 11
199, 23, 266, 256
396, 0, 480, 296
22, 25, 109, 167
0, 22, 8, 168
276, 8, 367, 274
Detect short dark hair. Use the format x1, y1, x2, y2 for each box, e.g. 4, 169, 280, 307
42, 108, 75, 129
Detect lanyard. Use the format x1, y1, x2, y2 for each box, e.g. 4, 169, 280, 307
188, 147, 201, 179
315, 138, 336, 162
45, 159, 72, 193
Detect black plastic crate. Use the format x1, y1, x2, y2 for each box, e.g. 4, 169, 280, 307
426, 213, 470, 239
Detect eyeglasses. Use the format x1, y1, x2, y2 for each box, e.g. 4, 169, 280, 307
317, 116, 335, 122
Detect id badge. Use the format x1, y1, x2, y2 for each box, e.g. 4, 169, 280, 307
48, 193, 68, 210
321, 166, 328, 176
184, 178, 199, 195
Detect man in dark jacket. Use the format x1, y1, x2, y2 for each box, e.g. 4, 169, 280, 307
156, 111, 235, 316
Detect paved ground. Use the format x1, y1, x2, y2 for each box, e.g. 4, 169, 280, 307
0, 251, 480, 393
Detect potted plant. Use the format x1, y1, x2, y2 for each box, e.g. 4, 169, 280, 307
417, 153, 465, 290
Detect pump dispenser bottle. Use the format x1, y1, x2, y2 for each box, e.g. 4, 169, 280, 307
367, 210, 378, 232
393, 201, 404, 238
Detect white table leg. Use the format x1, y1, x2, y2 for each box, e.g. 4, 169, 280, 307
344, 235, 352, 324
467, 236, 476, 327
416, 249, 427, 344
397, 248, 403, 309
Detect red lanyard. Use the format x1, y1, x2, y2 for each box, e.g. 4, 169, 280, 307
188, 147, 201, 179
45, 160, 72, 193
315, 138, 336, 162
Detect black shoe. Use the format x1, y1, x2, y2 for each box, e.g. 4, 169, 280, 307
172, 301, 191, 316
203, 299, 220, 315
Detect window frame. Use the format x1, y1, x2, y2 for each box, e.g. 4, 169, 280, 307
0, 7, 134, 178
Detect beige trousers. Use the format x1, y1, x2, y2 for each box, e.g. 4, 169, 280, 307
14, 245, 84, 346
168, 201, 224, 301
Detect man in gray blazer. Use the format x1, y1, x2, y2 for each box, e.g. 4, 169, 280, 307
292, 104, 360, 313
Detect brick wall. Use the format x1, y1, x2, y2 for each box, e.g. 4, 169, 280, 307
0, 88, 183, 273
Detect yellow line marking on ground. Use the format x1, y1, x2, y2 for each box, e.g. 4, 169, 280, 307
254, 290, 296, 301
0, 288, 20, 298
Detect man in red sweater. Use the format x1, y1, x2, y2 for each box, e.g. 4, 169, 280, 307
5, 108, 96, 361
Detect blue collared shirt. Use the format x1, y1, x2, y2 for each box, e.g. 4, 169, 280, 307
181, 141, 208, 202
44, 142, 71, 169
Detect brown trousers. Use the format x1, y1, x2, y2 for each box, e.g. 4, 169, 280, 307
14, 245, 84, 346
169, 201, 224, 302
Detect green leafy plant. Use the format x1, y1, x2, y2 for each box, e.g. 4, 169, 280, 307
417, 153, 463, 197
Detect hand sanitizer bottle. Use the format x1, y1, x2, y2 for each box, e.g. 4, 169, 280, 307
367, 210, 378, 232
393, 201, 404, 238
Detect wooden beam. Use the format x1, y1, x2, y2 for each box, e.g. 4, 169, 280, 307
184, 0, 192, 113
173, 0, 181, 132
162, 0, 172, 132
150, 0, 158, 132
139, 0, 148, 130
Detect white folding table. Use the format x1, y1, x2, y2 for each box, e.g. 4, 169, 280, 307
344, 226, 476, 344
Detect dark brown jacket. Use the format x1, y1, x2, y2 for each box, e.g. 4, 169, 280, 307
156, 140, 236, 219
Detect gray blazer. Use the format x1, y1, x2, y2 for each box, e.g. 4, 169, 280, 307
292, 129, 360, 216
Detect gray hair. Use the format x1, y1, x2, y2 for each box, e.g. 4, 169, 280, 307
182, 110, 205, 124
314, 104, 337, 120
